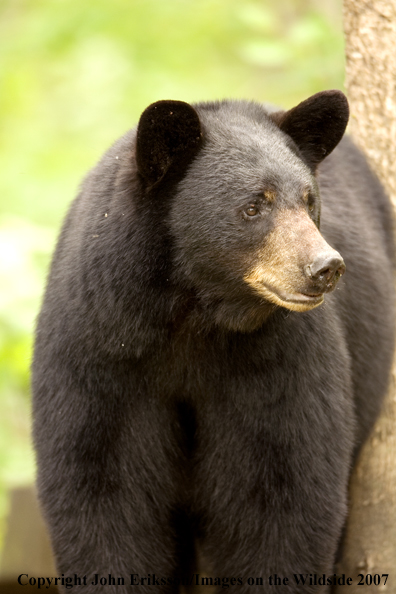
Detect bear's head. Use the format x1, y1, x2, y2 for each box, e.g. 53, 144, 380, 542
135, 91, 349, 331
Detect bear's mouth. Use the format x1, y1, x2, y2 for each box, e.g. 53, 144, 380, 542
252, 281, 325, 311
277, 290, 324, 305
267, 285, 324, 307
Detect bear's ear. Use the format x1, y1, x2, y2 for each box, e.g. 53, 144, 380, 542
136, 100, 202, 186
271, 90, 349, 170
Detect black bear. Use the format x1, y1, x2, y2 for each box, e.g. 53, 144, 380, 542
32, 90, 395, 592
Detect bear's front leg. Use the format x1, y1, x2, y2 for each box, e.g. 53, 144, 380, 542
192, 380, 354, 593
33, 366, 192, 593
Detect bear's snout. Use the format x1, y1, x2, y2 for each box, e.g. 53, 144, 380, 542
304, 252, 346, 294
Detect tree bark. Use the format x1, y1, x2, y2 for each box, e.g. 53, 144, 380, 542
336, 0, 396, 586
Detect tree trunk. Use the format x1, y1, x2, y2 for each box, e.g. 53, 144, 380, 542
336, 0, 396, 586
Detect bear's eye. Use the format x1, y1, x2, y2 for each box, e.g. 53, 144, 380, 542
245, 204, 259, 217
303, 191, 315, 213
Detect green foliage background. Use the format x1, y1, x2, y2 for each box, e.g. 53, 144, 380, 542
0, 0, 344, 552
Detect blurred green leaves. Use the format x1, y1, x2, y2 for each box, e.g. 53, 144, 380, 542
0, 0, 344, 548
0, 215, 55, 541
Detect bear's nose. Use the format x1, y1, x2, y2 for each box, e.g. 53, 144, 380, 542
304, 253, 346, 292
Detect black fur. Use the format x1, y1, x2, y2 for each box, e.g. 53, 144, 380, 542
32, 91, 395, 592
